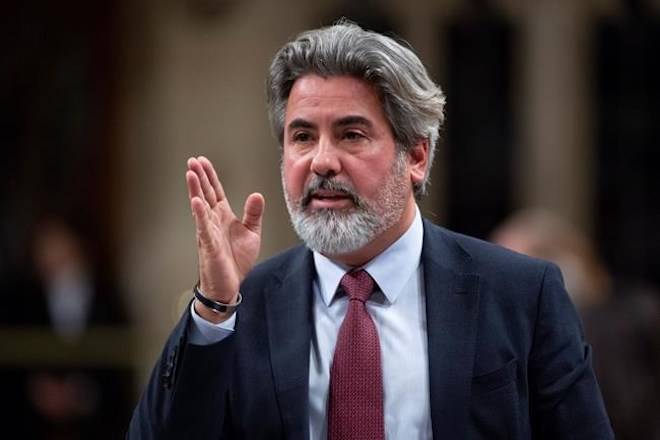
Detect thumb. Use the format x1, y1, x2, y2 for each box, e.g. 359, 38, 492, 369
242, 193, 265, 234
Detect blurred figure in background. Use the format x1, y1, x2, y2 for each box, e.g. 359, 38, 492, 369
29, 218, 125, 339
492, 209, 660, 440
490, 210, 611, 309
2, 216, 133, 439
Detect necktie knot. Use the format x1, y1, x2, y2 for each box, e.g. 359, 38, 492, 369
340, 270, 374, 303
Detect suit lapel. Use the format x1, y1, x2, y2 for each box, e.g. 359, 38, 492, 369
265, 248, 315, 440
422, 220, 481, 439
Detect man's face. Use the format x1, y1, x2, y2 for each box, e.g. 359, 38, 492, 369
281, 74, 424, 261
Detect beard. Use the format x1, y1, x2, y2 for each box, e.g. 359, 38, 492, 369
283, 153, 410, 256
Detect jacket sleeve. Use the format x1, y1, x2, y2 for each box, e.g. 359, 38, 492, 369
126, 307, 236, 439
529, 263, 614, 439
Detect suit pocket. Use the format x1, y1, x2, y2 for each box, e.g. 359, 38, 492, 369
469, 358, 522, 439
472, 357, 518, 395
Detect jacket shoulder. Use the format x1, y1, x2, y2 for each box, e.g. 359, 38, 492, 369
422, 219, 556, 291
426, 219, 547, 267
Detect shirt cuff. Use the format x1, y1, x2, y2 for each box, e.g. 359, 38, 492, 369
187, 300, 236, 345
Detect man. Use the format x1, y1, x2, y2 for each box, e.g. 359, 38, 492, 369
128, 22, 613, 439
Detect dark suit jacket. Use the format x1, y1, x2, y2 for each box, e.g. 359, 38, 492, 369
128, 220, 613, 439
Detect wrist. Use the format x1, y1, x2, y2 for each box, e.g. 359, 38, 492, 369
198, 281, 238, 304
193, 298, 235, 324
193, 282, 241, 323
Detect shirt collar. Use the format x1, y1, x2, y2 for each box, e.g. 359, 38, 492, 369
313, 206, 424, 306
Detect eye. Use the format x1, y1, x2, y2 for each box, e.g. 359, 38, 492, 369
343, 130, 365, 141
292, 131, 313, 143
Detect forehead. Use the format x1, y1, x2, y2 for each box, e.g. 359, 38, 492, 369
284, 74, 387, 126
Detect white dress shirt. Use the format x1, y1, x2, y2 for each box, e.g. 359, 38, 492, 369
189, 207, 432, 440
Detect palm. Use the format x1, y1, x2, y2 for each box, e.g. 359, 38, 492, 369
186, 157, 265, 302
202, 204, 260, 294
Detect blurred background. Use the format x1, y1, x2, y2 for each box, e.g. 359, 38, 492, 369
2, 0, 659, 438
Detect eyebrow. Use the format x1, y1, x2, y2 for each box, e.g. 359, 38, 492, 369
286, 115, 374, 132
335, 115, 373, 129
287, 118, 316, 131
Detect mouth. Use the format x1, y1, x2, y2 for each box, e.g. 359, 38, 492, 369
305, 190, 355, 210
299, 175, 361, 211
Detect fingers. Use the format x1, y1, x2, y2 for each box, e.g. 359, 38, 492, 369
186, 170, 203, 202
186, 157, 264, 236
187, 161, 220, 248
242, 193, 265, 234
199, 156, 226, 202
187, 156, 219, 207
190, 196, 215, 247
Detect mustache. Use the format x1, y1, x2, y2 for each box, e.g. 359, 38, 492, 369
301, 176, 360, 209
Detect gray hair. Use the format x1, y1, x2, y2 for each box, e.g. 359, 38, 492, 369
266, 21, 446, 197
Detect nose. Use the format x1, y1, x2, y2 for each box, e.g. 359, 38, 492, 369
310, 137, 341, 177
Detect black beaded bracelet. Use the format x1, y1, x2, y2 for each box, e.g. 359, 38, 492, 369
193, 282, 242, 314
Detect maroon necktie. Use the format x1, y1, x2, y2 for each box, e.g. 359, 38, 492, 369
328, 270, 384, 440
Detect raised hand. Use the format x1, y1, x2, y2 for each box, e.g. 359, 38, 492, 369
186, 156, 265, 320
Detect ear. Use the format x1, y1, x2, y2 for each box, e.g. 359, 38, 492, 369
407, 139, 429, 187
